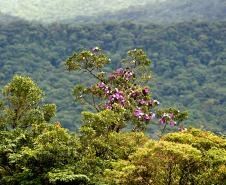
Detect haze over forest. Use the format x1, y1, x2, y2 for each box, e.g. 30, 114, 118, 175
0, 0, 225, 133
0, 1, 226, 184
0, 0, 225, 23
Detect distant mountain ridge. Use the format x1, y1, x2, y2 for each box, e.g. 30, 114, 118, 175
0, 0, 158, 23
0, 13, 22, 24
94, 0, 226, 23
0, 0, 225, 23
0, 20, 225, 132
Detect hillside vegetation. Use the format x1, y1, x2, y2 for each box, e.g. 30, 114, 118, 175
0, 0, 156, 22
0, 1, 225, 184
0, 20, 225, 134
0, 0, 225, 23
0, 54, 225, 184
97, 0, 226, 23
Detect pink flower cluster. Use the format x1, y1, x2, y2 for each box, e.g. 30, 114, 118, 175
142, 87, 149, 95
134, 108, 156, 120
178, 127, 187, 132
98, 82, 110, 95
98, 82, 125, 109
92, 47, 100, 52
138, 99, 160, 107
109, 89, 126, 105
101, 87, 126, 110
97, 68, 161, 123
129, 90, 141, 99
159, 113, 176, 126
109, 68, 134, 81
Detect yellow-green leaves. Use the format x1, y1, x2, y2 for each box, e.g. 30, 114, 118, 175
3, 75, 43, 108
47, 169, 90, 185
162, 127, 226, 150
81, 107, 126, 135
103, 129, 226, 185
42, 104, 57, 122
1, 75, 56, 129
65, 50, 110, 72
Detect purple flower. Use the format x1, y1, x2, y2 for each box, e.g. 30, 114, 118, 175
104, 87, 110, 95
113, 90, 124, 100
150, 113, 156, 119
144, 114, 151, 120
98, 82, 105, 88
116, 68, 124, 75
108, 90, 126, 106
138, 99, 147, 105
115, 93, 120, 99
116, 68, 123, 73
142, 87, 149, 95
148, 100, 154, 106
159, 118, 165, 124
120, 100, 126, 106
105, 103, 112, 110
170, 121, 176, 126
178, 127, 183, 131
169, 113, 174, 119
124, 71, 133, 80
109, 95, 115, 102
178, 127, 187, 132
134, 108, 144, 119
92, 47, 100, 52
130, 91, 141, 98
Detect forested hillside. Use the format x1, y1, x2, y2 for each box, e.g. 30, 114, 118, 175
0, 20, 225, 134
0, 13, 21, 24
84, 0, 226, 23
0, 51, 225, 185
0, 0, 225, 23
0, 1, 226, 184
0, 0, 157, 22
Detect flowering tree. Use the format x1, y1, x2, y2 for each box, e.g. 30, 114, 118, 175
65, 48, 187, 133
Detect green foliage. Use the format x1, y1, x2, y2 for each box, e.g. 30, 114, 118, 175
65, 49, 110, 71
65, 48, 187, 133
48, 169, 90, 185
0, 0, 150, 23
100, 0, 226, 23
160, 128, 226, 184
0, 77, 84, 185
0, 64, 225, 185
0, 123, 82, 184
78, 129, 148, 183
162, 127, 226, 150
6, 125, 81, 184
0, 20, 225, 133
0, 0, 225, 23
103, 129, 226, 185
0, 75, 56, 129
81, 109, 126, 135
0, 12, 225, 183
3, 75, 43, 105
42, 104, 57, 122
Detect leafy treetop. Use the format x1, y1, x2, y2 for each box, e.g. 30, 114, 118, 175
65, 48, 188, 133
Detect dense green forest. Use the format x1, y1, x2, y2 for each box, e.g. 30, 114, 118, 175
0, 0, 158, 22
86, 0, 226, 24
0, 1, 226, 184
0, 20, 225, 134
0, 0, 225, 23
0, 50, 225, 184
